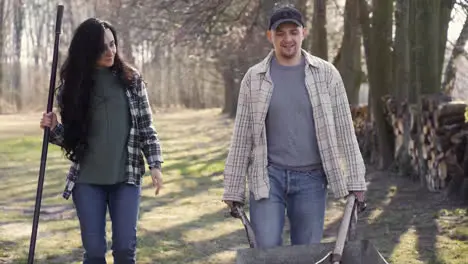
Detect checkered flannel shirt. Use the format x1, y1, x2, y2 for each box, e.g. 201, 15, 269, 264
49, 72, 163, 199
223, 49, 367, 204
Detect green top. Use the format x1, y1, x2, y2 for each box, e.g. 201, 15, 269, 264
77, 67, 131, 185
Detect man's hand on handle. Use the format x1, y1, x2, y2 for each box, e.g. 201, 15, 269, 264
350, 191, 365, 202
224, 200, 243, 218
349, 191, 367, 213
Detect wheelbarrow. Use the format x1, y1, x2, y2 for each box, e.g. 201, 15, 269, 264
231, 194, 389, 264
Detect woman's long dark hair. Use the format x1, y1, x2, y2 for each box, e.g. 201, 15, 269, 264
58, 18, 137, 163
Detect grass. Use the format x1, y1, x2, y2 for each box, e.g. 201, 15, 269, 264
0, 108, 467, 264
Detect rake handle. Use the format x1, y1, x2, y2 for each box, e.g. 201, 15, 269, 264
27, 5, 64, 264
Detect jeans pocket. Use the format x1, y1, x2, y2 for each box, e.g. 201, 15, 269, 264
304, 169, 327, 189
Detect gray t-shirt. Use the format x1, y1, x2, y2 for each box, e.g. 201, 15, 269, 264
266, 56, 322, 171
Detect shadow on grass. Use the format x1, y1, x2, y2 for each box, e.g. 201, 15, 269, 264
16, 209, 245, 264
8, 248, 84, 264
0, 217, 82, 264
0, 179, 67, 206
135, 208, 247, 264
344, 170, 465, 264
161, 134, 231, 154
138, 171, 224, 220
162, 151, 227, 177
0, 240, 18, 252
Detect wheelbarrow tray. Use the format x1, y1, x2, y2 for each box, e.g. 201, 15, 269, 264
235, 239, 389, 264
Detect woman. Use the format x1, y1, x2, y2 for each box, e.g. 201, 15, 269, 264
39, 18, 163, 263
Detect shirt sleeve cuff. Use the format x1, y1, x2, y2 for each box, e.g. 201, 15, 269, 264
149, 161, 162, 171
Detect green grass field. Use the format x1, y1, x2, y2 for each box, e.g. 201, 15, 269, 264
0, 109, 467, 264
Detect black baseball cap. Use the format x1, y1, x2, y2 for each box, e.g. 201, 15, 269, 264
268, 6, 305, 30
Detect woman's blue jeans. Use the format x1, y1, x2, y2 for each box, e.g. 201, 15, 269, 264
72, 182, 141, 264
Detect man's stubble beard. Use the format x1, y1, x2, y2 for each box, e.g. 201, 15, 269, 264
279, 48, 299, 60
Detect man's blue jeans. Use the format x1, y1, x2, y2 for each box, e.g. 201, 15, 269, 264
72, 182, 141, 264
249, 164, 328, 249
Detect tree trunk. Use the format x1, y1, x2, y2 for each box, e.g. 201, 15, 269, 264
357, 0, 378, 163
192, 58, 202, 109
13, 0, 24, 112
443, 11, 468, 94
408, 1, 419, 105
296, 0, 310, 49
222, 67, 237, 117
336, 0, 361, 105
370, 0, 394, 169
64, 0, 77, 30
0, 0, 5, 113
119, 28, 135, 65
393, 0, 410, 102
439, 0, 456, 74
152, 43, 163, 107
221, 0, 271, 117
392, 0, 413, 177
167, 45, 176, 107
311, 0, 328, 60
177, 49, 190, 108
358, 0, 372, 107
102, 1, 136, 66
412, 0, 430, 187
409, 0, 454, 187
418, 0, 443, 94
160, 46, 168, 107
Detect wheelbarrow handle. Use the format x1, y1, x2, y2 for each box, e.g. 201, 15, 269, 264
231, 203, 258, 248
331, 193, 360, 263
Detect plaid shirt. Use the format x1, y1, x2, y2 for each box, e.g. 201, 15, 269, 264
223, 49, 367, 203
49, 72, 163, 200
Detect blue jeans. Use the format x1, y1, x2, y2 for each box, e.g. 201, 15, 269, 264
249, 164, 328, 249
72, 182, 141, 264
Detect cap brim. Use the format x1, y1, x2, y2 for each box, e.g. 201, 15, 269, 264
270, 18, 302, 30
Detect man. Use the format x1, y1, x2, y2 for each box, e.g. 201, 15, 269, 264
222, 6, 367, 249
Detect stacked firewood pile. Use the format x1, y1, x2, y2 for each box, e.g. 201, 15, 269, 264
350, 105, 375, 162
381, 93, 468, 200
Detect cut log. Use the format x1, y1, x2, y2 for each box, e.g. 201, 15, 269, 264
380, 93, 468, 202
395, 134, 404, 158
438, 160, 448, 181
436, 102, 467, 119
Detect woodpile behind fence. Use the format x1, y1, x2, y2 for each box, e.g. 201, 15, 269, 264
351, 93, 468, 201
